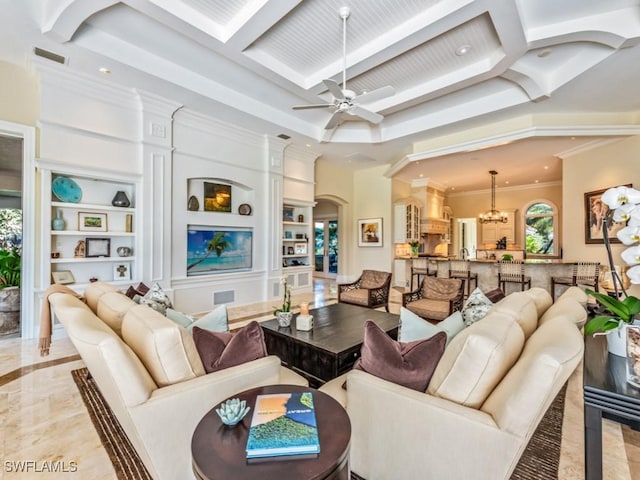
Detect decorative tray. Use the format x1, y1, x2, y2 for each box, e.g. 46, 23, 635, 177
52, 176, 82, 203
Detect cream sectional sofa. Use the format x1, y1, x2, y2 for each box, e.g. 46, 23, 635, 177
50, 282, 307, 480
320, 286, 587, 480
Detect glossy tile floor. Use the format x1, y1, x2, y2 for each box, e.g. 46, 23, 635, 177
0, 279, 638, 479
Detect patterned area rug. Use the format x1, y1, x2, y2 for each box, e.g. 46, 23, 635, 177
72, 368, 566, 480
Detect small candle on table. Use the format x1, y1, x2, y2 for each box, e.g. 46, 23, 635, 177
300, 302, 309, 315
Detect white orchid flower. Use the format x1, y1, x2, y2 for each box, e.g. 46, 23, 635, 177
628, 265, 640, 284
612, 203, 640, 223
620, 245, 640, 266
602, 186, 640, 208
617, 225, 640, 245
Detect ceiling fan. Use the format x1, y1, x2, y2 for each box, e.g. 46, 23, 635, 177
292, 6, 395, 130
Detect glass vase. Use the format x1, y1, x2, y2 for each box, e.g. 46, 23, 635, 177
626, 325, 640, 388
276, 311, 293, 327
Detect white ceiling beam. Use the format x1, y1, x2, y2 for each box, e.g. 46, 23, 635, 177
42, 0, 119, 42
225, 0, 301, 49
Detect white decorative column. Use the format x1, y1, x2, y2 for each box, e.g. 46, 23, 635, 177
136, 90, 183, 291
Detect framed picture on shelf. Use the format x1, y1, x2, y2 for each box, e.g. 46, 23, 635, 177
78, 212, 108, 232
203, 182, 232, 212
51, 270, 75, 285
113, 262, 131, 281
584, 185, 631, 244
283, 206, 294, 222
358, 217, 383, 247
294, 243, 307, 255
284, 231, 293, 239
85, 238, 111, 257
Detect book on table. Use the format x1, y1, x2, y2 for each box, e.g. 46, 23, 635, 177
245, 392, 320, 459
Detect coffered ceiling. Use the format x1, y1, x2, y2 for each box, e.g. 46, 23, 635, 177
2, 0, 640, 191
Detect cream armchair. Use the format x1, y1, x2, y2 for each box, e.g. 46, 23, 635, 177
321, 287, 586, 480
338, 269, 392, 311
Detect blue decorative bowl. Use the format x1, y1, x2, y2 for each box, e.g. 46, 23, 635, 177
52, 177, 82, 203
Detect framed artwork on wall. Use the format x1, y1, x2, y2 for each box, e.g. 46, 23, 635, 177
584, 185, 631, 244
203, 182, 232, 212
358, 218, 383, 247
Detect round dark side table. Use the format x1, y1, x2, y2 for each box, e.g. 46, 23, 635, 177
191, 384, 351, 480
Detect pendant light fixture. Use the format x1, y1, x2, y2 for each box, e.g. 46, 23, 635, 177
478, 170, 508, 224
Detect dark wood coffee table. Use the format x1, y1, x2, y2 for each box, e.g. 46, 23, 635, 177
191, 384, 350, 480
583, 333, 640, 480
261, 303, 399, 387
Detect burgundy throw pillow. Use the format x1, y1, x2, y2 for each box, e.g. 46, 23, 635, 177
353, 320, 446, 392
484, 288, 506, 303
125, 282, 150, 299
192, 321, 268, 373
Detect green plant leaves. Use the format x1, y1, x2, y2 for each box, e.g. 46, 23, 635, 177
584, 288, 640, 334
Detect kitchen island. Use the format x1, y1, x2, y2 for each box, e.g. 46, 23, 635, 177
395, 257, 589, 296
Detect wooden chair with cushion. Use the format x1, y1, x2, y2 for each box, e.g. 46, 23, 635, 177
410, 258, 436, 291
448, 259, 478, 298
402, 276, 463, 323
550, 262, 600, 300
338, 270, 392, 311
497, 260, 531, 293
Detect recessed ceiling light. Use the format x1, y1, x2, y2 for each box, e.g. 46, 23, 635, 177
505, 181, 509, 185
455, 45, 472, 56
305, 143, 311, 147
99, 67, 111, 75
544, 165, 549, 170
535, 180, 539, 183
537, 49, 552, 58
419, 174, 424, 178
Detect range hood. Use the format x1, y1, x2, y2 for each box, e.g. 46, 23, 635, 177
412, 182, 447, 235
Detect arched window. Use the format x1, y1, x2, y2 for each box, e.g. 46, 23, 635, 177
525, 201, 558, 258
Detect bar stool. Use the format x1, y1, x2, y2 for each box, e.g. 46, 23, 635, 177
550, 262, 600, 300
448, 260, 478, 298
410, 258, 436, 291
497, 260, 531, 293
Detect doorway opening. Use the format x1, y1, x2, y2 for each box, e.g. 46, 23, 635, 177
313, 199, 339, 280
456, 218, 478, 259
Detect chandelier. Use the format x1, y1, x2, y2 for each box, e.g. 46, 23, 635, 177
478, 170, 508, 224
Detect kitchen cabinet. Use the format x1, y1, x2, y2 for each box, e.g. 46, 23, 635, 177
394, 199, 421, 243
481, 210, 516, 244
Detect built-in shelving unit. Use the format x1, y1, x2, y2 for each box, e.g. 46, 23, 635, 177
281, 202, 313, 292
39, 165, 141, 290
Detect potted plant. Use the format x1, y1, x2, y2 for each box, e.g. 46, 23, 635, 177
409, 241, 421, 257
583, 186, 640, 360
0, 246, 21, 335
274, 275, 292, 327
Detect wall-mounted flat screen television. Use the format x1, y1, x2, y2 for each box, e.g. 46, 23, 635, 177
187, 226, 252, 276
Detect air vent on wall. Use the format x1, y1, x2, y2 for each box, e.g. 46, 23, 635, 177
277, 133, 291, 140
213, 290, 235, 305
34, 47, 66, 65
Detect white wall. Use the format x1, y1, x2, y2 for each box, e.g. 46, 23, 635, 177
563, 135, 640, 297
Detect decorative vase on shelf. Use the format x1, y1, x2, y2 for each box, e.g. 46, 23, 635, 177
51, 210, 65, 231
627, 325, 640, 388
111, 191, 130, 208
276, 311, 293, 328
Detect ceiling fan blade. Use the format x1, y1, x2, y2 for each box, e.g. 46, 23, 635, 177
292, 104, 334, 110
323, 79, 345, 100
355, 85, 395, 104
349, 106, 384, 124
324, 110, 342, 130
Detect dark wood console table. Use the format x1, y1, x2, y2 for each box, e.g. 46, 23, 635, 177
261, 303, 399, 387
583, 333, 640, 480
